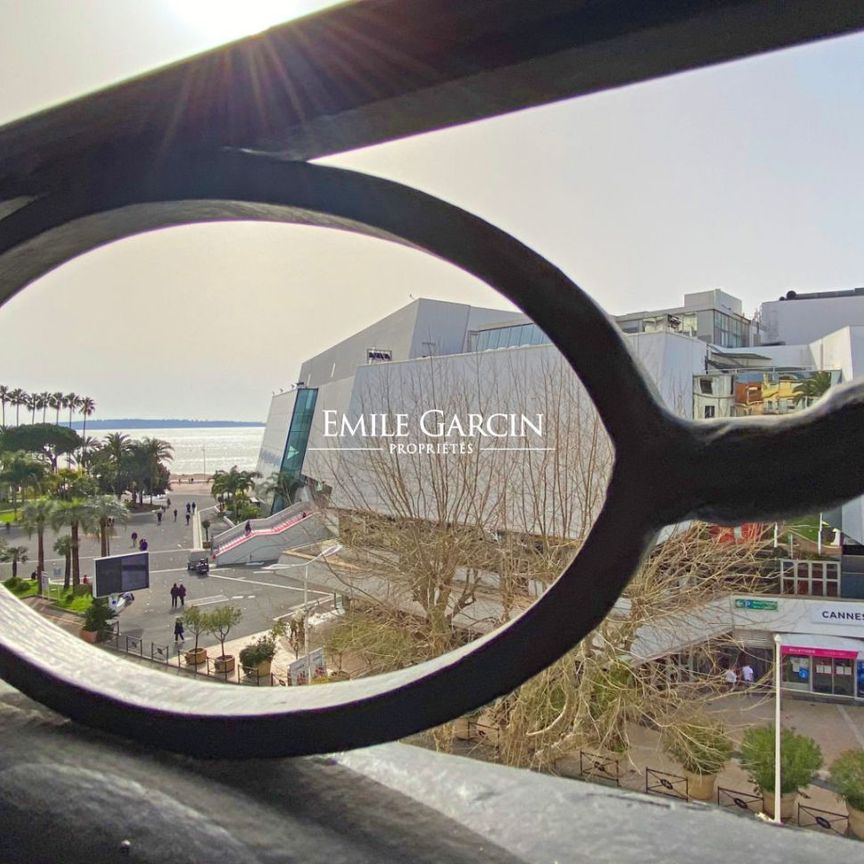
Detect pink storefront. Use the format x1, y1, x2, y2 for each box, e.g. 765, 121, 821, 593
780, 635, 864, 699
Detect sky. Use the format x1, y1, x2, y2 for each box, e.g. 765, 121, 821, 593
0, 1, 862, 421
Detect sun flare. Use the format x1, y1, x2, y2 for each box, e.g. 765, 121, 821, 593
167, 0, 340, 42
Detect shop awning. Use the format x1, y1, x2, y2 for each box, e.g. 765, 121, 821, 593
779, 633, 862, 660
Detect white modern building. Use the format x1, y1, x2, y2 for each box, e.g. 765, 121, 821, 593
252, 289, 864, 701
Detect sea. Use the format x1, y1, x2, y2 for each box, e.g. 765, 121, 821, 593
93, 426, 265, 476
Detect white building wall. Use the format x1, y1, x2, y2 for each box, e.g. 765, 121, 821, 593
630, 594, 864, 662
627, 331, 707, 418
760, 296, 864, 345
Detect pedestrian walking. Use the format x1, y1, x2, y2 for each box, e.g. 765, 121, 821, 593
131, 531, 138, 548
174, 618, 185, 643
166, 497, 171, 508
185, 512, 190, 526
178, 583, 187, 607
173, 508, 178, 522
244, 520, 252, 536
156, 510, 162, 525
186, 503, 191, 514
139, 538, 148, 552
741, 663, 754, 686
724, 666, 737, 689
191, 501, 196, 513
170, 583, 179, 609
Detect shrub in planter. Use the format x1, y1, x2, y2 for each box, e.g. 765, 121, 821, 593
829, 749, 864, 838
663, 717, 733, 801
240, 636, 277, 676
239, 619, 287, 677
81, 598, 116, 643
741, 725, 822, 819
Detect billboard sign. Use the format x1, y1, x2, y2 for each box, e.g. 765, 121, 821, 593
93, 552, 150, 598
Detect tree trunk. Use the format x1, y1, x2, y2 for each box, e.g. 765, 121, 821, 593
11, 556, 17, 579
37, 528, 44, 576
63, 553, 71, 591
71, 521, 80, 587
100, 519, 108, 557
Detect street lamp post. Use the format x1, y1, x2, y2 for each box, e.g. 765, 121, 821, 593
273, 543, 342, 683
304, 560, 311, 683
773, 632, 782, 824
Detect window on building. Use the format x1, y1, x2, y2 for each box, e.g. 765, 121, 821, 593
703, 406, 715, 418
779, 560, 840, 596
782, 654, 811, 691
813, 657, 855, 697
367, 348, 392, 363
699, 378, 714, 395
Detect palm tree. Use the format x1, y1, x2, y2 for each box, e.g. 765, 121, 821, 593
136, 437, 174, 502
93, 432, 132, 497
51, 392, 64, 426
0, 453, 47, 517
0, 545, 29, 579
211, 466, 261, 519
77, 436, 101, 470
51, 499, 96, 587
65, 393, 80, 428
20, 497, 56, 578
88, 495, 128, 556
0, 385, 8, 427
25, 393, 37, 424
8, 388, 26, 426
793, 371, 834, 407
53, 534, 73, 591
39, 391, 51, 423
79, 396, 96, 439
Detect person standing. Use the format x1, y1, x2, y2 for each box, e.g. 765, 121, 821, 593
174, 618, 185, 643
131, 531, 138, 548
170, 583, 179, 609
139, 538, 148, 552
724, 666, 737, 689
244, 521, 252, 536
185, 512, 190, 526
191, 501, 196, 513
178, 583, 187, 607
156, 510, 162, 525
741, 662, 754, 686
173, 508, 178, 522
186, 502, 191, 515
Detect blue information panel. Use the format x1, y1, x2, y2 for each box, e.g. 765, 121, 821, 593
93, 552, 150, 598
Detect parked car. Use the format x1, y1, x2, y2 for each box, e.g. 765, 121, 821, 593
187, 551, 210, 575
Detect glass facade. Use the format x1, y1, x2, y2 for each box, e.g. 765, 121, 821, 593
783, 649, 860, 697
272, 388, 318, 512
713, 311, 748, 348
469, 323, 551, 351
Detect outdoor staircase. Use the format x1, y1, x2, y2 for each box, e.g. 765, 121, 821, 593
211, 503, 330, 566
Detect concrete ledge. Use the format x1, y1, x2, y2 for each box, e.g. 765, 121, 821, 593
0, 681, 855, 864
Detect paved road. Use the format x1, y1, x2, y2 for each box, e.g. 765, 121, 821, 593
3, 492, 338, 654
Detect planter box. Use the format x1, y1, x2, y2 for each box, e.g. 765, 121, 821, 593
761, 790, 796, 821
214, 655, 235, 675
848, 805, 864, 840
79, 629, 99, 644
242, 659, 272, 679
185, 647, 207, 667
686, 772, 717, 802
